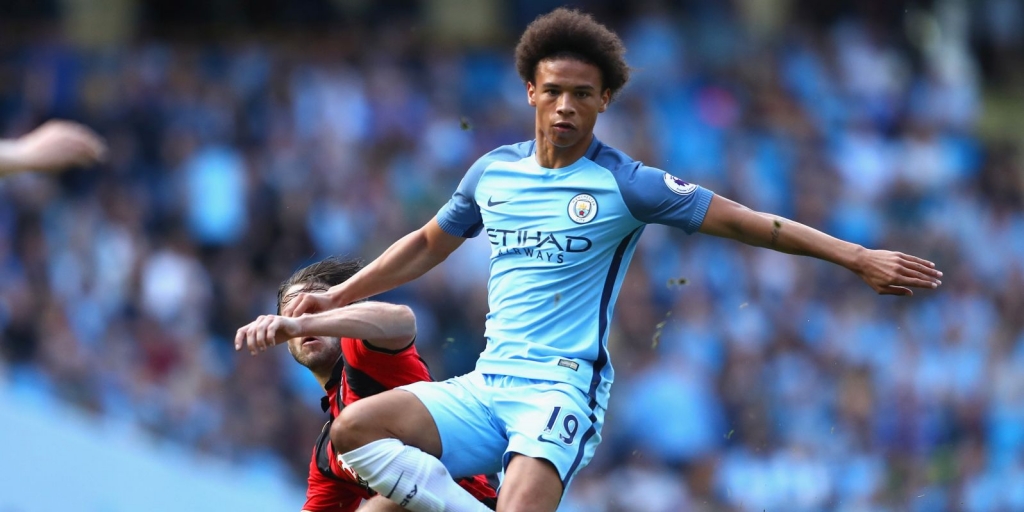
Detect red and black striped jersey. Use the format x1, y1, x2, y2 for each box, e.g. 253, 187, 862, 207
323, 337, 433, 418
303, 337, 497, 512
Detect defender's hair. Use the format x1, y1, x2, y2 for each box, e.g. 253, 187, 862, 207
277, 257, 363, 313
515, 8, 630, 99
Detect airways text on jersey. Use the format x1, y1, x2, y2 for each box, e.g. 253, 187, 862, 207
486, 228, 593, 264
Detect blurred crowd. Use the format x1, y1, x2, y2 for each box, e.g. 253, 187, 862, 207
1, 0, 1023, 510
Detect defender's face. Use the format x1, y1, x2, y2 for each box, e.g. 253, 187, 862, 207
280, 284, 340, 370
528, 58, 611, 150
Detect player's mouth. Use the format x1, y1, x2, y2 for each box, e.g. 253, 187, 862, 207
552, 121, 575, 134
301, 336, 321, 346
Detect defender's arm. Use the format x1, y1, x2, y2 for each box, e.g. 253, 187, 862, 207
235, 301, 416, 354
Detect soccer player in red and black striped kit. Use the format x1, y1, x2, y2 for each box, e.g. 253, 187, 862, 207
236, 258, 497, 512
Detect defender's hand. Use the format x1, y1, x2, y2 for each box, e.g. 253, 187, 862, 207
853, 249, 942, 296
235, 315, 302, 355
9, 120, 107, 172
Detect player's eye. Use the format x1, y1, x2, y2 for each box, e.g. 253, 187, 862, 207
575, 91, 591, 99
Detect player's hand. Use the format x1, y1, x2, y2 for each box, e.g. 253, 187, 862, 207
234, 315, 302, 355
852, 249, 942, 296
10, 120, 107, 172
281, 290, 339, 318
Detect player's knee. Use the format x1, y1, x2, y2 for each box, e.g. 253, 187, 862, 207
499, 497, 560, 512
498, 481, 563, 512
498, 455, 563, 512
331, 399, 388, 454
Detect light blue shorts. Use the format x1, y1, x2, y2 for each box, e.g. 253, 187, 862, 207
400, 371, 605, 493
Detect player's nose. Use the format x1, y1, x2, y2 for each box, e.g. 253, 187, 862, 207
555, 92, 576, 115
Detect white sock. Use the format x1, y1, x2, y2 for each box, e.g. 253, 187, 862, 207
339, 438, 491, 512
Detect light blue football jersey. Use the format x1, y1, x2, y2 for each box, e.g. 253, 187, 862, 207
436, 137, 713, 409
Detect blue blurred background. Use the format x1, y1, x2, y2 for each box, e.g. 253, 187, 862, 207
0, 0, 1022, 510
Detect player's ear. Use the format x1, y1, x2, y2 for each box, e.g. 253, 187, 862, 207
527, 82, 537, 107
598, 88, 611, 113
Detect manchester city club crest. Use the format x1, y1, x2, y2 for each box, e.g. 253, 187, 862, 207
568, 193, 598, 224
663, 172, 697, 195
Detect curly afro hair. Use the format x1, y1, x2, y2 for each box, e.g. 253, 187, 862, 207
515, 8, 630, 100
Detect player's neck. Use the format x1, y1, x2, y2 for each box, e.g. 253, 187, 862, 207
534, 133, 593, 169
311, 357, 342, 389
312, 370, 332, 389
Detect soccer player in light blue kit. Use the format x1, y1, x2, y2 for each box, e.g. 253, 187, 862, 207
279, 9, 943, 512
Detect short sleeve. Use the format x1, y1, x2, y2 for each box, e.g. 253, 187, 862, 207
436, 158, 487, 238
616, 164, 714, 233
436, 143, 530, 238
340, 337, 432, 406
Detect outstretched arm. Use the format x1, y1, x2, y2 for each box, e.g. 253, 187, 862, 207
235, 301, 416, 354
698, 194, 942, 295
0, 120, 106, 175
283, 217, 465, 317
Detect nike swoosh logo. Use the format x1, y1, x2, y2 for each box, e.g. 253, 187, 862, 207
386, 471, 405, 499
536, 435, 567, 448
487, 197, 510, 207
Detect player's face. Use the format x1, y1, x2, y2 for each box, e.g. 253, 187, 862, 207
527, 58, 610, 150
280, 284, 341, 371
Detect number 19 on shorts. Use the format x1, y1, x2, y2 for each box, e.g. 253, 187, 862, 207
540, 406, 579, 445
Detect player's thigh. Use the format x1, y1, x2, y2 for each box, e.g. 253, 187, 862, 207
401, 373, 508, 478
356, 496, 409, 512
495, 378, 605, 498
496, 454, 562, 512
332, 388, 442, 457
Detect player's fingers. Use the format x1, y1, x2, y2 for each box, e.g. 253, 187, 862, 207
895, 267, 941, 289
898, 257, 942, 279
245, 326, 258, 355
893, 275, 938, 289
36, 136, 91, 171
69, 127, 107, 162
267, 323, 278, 346
898, 260, 942, 280
250, 325, 263, 355
68, 140, 98, 167
291, 295, 313, 317
91, 136, 109, 162
51, 121, 89, 139
898, 253, 937, 269
261, 316, 277, 349
67, 123, 99, 143
281, 295, 300, 317
234, 325, 248, 351
254, 316, 268, 351
236, 323, 256, 352
879, 285, 912, 296
304, 297, 323, 315
70, 130, 103, 157
305, 295, 321, 315
72, 138, 100, 163
250, 318, 268, 353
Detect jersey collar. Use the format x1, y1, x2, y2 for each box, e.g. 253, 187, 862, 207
529, 136, 603, 171
320, 355, 345, 413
